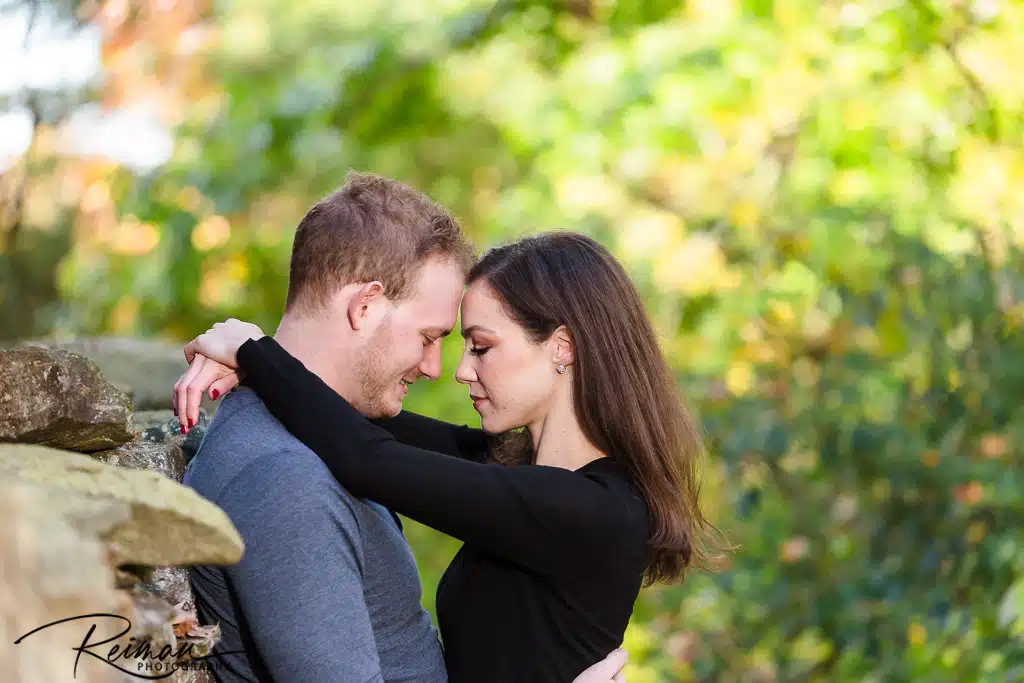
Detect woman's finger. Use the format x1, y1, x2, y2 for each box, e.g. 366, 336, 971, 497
208, 372, 240, 401
176, 355, 207, 432
172, 372, 181, 418
185, 359, 225, 430
184, 336, 200, 365
573, 649, 627, 683
187, 359, 239, 428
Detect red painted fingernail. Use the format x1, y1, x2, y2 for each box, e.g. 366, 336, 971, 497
188, 418, 195, 428
211, 389, 219, 399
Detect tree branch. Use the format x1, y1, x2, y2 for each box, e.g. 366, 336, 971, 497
907, 0, 1001, 139
1, 94, 39, 253
938, 33, 1000, 139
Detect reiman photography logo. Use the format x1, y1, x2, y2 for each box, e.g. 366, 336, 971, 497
14, 612, 243, 680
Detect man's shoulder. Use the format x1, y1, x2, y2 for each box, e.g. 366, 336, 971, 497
184, 388, 357, 508
195, 386, 305, 452
185, 447, 372, 563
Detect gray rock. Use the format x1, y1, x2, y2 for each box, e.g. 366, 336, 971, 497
175, 664, 213, 683
0, 444, 244, 567
116, 564, 154, 588
126, 588, 216, 683
0, 482, 125, 683
0, 346, 134, 452
140, 566, 194, 610
177, 667, 213, 683
128, 588, 178, 654
132, 409, 177, 432
1, 480, 219, 683
133, 409, 210, 462
15, 337, 218, 413
93, 441, 188, 483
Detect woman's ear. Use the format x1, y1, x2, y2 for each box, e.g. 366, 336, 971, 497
552, 324, 575, 367
346, 281, 386, 330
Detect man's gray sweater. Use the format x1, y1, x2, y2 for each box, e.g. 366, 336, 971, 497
183, 386, 447, 683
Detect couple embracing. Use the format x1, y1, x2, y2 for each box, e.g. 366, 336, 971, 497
175, 172, 724, 683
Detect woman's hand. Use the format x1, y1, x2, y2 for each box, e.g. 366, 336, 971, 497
573, 649, 627, 683
173, 318, 264, 432
184, 318, 265, 367
172, 354, 241, 433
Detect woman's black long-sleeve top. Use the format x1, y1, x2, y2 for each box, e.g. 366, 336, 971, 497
236, 336, 649, 683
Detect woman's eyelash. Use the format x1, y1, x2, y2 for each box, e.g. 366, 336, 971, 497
469, 347, 489, 356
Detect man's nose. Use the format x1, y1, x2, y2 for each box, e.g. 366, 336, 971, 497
419, 342, 442, 381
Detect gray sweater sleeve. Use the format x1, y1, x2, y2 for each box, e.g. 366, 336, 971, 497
216, 451, 384, 683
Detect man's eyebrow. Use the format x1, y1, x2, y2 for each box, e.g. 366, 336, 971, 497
424, 327, 453, 338
461, 325, 495, 338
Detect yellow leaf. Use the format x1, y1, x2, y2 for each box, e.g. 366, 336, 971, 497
877, 302, 906, 355
726, 361, 754, 396
192, 215, 231, 251
843, 100, 873, 132
829, 169, 874, 205
730, 200, 761, 232
618, 208, 685, 262
555, 175, 625, 217
110, 296, 138, 333
653, 233, 728, 295
780, 536, 810, 563
110, 217, 160, 256
979, 434, 1010, 459
686, 0, 737, 25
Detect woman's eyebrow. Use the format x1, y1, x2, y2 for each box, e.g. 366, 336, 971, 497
461, 325, 496, 338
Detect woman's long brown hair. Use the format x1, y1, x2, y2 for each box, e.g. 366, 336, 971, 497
469, 232, 729, 585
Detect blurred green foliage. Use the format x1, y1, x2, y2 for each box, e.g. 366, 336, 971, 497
3, 0, 1023, 680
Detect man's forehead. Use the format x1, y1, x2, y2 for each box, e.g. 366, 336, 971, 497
403, 293, 462, 331
396, 258, 462, 320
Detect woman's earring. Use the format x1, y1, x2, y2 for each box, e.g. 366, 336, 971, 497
556, 364, 567, 374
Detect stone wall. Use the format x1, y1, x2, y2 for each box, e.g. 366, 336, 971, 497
0, 341, 240, 683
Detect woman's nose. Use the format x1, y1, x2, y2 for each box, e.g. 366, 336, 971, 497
454, 354, 477, 384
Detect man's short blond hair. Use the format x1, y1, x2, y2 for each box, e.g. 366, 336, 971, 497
285, 171, 475, 317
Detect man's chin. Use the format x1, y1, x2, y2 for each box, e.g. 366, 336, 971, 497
370, 396, 404, 420
351, 393, 403, 419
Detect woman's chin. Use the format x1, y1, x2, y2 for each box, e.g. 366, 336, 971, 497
477, 412, 500, 433
479, 413, 520, 435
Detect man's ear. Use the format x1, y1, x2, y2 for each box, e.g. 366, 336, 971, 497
346, 281, 386, 331
552, 324, 575, 367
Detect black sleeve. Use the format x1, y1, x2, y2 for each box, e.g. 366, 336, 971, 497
371, 411, 491, 463
237, 336, 633, 578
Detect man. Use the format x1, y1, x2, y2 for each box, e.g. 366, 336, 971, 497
180, 172, 626, 683
182, 172, 466, 682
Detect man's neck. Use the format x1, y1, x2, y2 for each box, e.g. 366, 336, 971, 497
272, 315, 357, 400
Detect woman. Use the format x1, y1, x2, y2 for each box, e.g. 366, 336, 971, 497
175, 233, 725, 682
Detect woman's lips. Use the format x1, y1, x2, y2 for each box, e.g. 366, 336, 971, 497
471, 397, 488, 411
